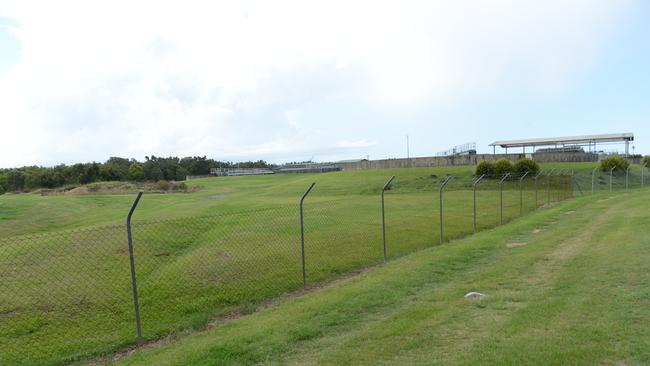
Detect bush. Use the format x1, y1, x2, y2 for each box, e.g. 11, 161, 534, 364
475, 161, 495, 176
599, 156, 629, 173
643, 156, 650, 168
154, 180, 170, 191
513, 159, 540, 176
494, 159, 514, 176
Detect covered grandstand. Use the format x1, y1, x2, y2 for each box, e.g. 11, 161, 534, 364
489, 133, 634, 156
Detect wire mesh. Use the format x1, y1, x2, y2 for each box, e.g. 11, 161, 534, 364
0, 170, 624, 364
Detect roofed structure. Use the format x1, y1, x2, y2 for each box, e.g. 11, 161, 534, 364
489, 133, 634, 155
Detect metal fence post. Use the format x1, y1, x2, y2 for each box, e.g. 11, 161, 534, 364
499, 173, 510, 225
299, 182, 316, 289
381, 176, 395, 261
557, 170, 566, 201
610, 166, 616, 192
473, 174, 485, 234
591, 167, 597, 194
547, 170, 554, 206
625, 167, 630, 189
534, 171, 543, 208
519, 171, 529, 216
126, 191, 143, 339
439, 176, 453, 244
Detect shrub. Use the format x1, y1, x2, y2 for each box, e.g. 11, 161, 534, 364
475, 161, 495, 176
599, 156, 629, 173
494, 159, 514, 176
513, 159, 540, 176
154, 180, 170, 191
643, 155, 650, 167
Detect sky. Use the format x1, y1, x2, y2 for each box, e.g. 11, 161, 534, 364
0, 0, 648, 168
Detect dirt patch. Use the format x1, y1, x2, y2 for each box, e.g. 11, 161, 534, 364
208, 194, 228, 199
532, 228, 542, 234
506, 242, 527, 248
564, 210, 576, 215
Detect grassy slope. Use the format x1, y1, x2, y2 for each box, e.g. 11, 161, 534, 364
3, 165, 558, 365
0, 163, 608, 237
117, 188, 650, 365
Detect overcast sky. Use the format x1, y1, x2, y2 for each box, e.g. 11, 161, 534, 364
0, 1, 648, 168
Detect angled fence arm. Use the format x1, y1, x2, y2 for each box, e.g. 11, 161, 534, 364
126, 191, 143, 339
299, 182, 316, 289
499, 173, 510, 225
381, 176, 396, 261
534, 171, 543, 207
546, 169, 555, 205
519, 171, 530, 215
591, 168, 598, 194
439, 176, 453, 244
473, 174, 485, 234
573, 170, 584, 196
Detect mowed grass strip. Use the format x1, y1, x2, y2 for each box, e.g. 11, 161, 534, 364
116, 189, 650, 366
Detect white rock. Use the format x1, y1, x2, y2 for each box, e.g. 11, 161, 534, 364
464, 292, 486, 299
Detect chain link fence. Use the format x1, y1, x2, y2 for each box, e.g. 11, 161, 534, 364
0, 169, 642, 364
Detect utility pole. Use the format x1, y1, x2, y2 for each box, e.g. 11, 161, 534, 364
406, 135, 410, 159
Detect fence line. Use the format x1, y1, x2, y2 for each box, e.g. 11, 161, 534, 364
0, 169, 641, 365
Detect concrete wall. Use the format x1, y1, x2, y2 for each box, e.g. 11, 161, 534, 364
341, 152, 600, 171
341, 154, 525, 170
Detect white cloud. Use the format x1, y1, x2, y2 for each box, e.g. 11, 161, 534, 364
0, 0, 639, 167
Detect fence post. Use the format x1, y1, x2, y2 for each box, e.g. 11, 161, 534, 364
534, 171, 543, 208
126, 191, 143, 339
299, 182, 316, 289
473, 174, 485, 234
610, 166, 616, 192
557, 169, 566, 201
519, 171, 529, 216
625, 167, 630, 189
381, 176, 395, 261
546, 169, 554, 206
591, 168, 597, 194
499, 173, 510, 225
573, 172, 584, 196
439, 176, 453, 244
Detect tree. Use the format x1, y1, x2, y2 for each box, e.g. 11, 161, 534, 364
128, 163, 145, 181
643, 155, 650, 168
475, 161, 495, 176
494, 159, 514, 176
513, 159, 540, 176
599, 156, 629, 173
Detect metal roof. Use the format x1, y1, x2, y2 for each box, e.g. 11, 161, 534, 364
489, 133, 634, 148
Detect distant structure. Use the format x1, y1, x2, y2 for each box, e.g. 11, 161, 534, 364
489, 133, 634, 156
209, 168, 274, 176
275, 162, 341, 174
436, 142, 477, 157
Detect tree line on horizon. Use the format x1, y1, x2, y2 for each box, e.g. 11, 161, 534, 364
0, 156, 272, 194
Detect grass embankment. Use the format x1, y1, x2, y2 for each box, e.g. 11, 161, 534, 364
117, 188, 650, 365
0, 162, 642, 365
0, 163, 613, 237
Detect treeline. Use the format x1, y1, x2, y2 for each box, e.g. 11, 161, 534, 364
0, 156, 272, 193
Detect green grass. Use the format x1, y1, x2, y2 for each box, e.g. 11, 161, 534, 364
0, 162, 644, 365
116, 188, 650, 365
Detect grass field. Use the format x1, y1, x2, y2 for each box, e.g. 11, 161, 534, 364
0, 162, 647, 365
116, 187, 650, 365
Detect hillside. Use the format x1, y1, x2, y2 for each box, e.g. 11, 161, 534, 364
116, 188, 650, 365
